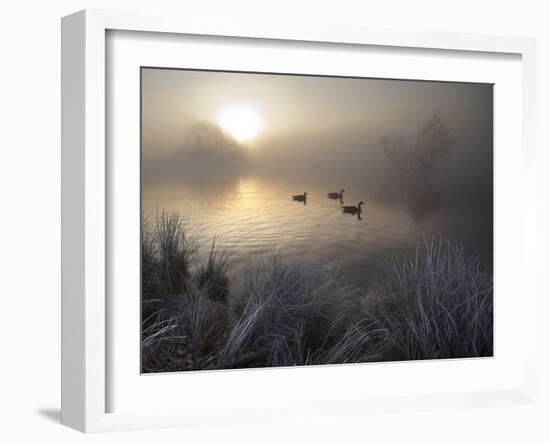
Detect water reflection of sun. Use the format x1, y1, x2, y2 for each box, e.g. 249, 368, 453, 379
234, 178, 263, 211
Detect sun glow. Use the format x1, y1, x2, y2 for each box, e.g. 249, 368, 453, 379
216, 105, 263, 142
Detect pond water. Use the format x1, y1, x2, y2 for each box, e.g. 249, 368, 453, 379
142, 174, 493, 290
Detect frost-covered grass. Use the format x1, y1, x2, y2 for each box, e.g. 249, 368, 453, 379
141, 212, 493, 373
367, 238, 493, 360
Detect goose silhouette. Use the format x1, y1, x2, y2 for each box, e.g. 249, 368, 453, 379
342, 201, 364, 214
328, 189, 345, 200
292, 192, 307, 203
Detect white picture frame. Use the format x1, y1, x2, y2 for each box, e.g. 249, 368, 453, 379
61, 9, 537, 433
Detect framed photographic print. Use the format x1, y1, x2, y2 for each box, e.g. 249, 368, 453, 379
61, 9, 537, 432
140, 67, 494, 373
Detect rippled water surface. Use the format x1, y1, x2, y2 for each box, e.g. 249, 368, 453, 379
143, 175, 493, 288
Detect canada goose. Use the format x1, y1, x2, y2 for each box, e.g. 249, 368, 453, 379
292, 192, 307, 202
342, 201, 364, 214
328, 189, 345, 199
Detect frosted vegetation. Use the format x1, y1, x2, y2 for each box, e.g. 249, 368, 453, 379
141, 211, 493, 373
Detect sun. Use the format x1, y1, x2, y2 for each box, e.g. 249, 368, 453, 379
216, 105, 263, 142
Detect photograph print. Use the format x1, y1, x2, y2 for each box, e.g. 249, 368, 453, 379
141, 68, 493, 373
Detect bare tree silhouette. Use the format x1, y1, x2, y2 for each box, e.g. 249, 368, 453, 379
379, 111, 454, 179
377, 112, 455, 222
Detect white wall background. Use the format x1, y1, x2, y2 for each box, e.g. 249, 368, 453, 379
0, 1, 548, 440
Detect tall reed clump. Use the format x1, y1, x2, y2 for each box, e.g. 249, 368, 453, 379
219, 256, 389, 369
368, 238, 493, 360
142, 254, 389, 372
141, 210, 197, 301
195, 239, 232, 303
142, 289, 230, 372
141, 210, 234, 372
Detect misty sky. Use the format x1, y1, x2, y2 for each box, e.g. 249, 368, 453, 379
141, 68, 493, 156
